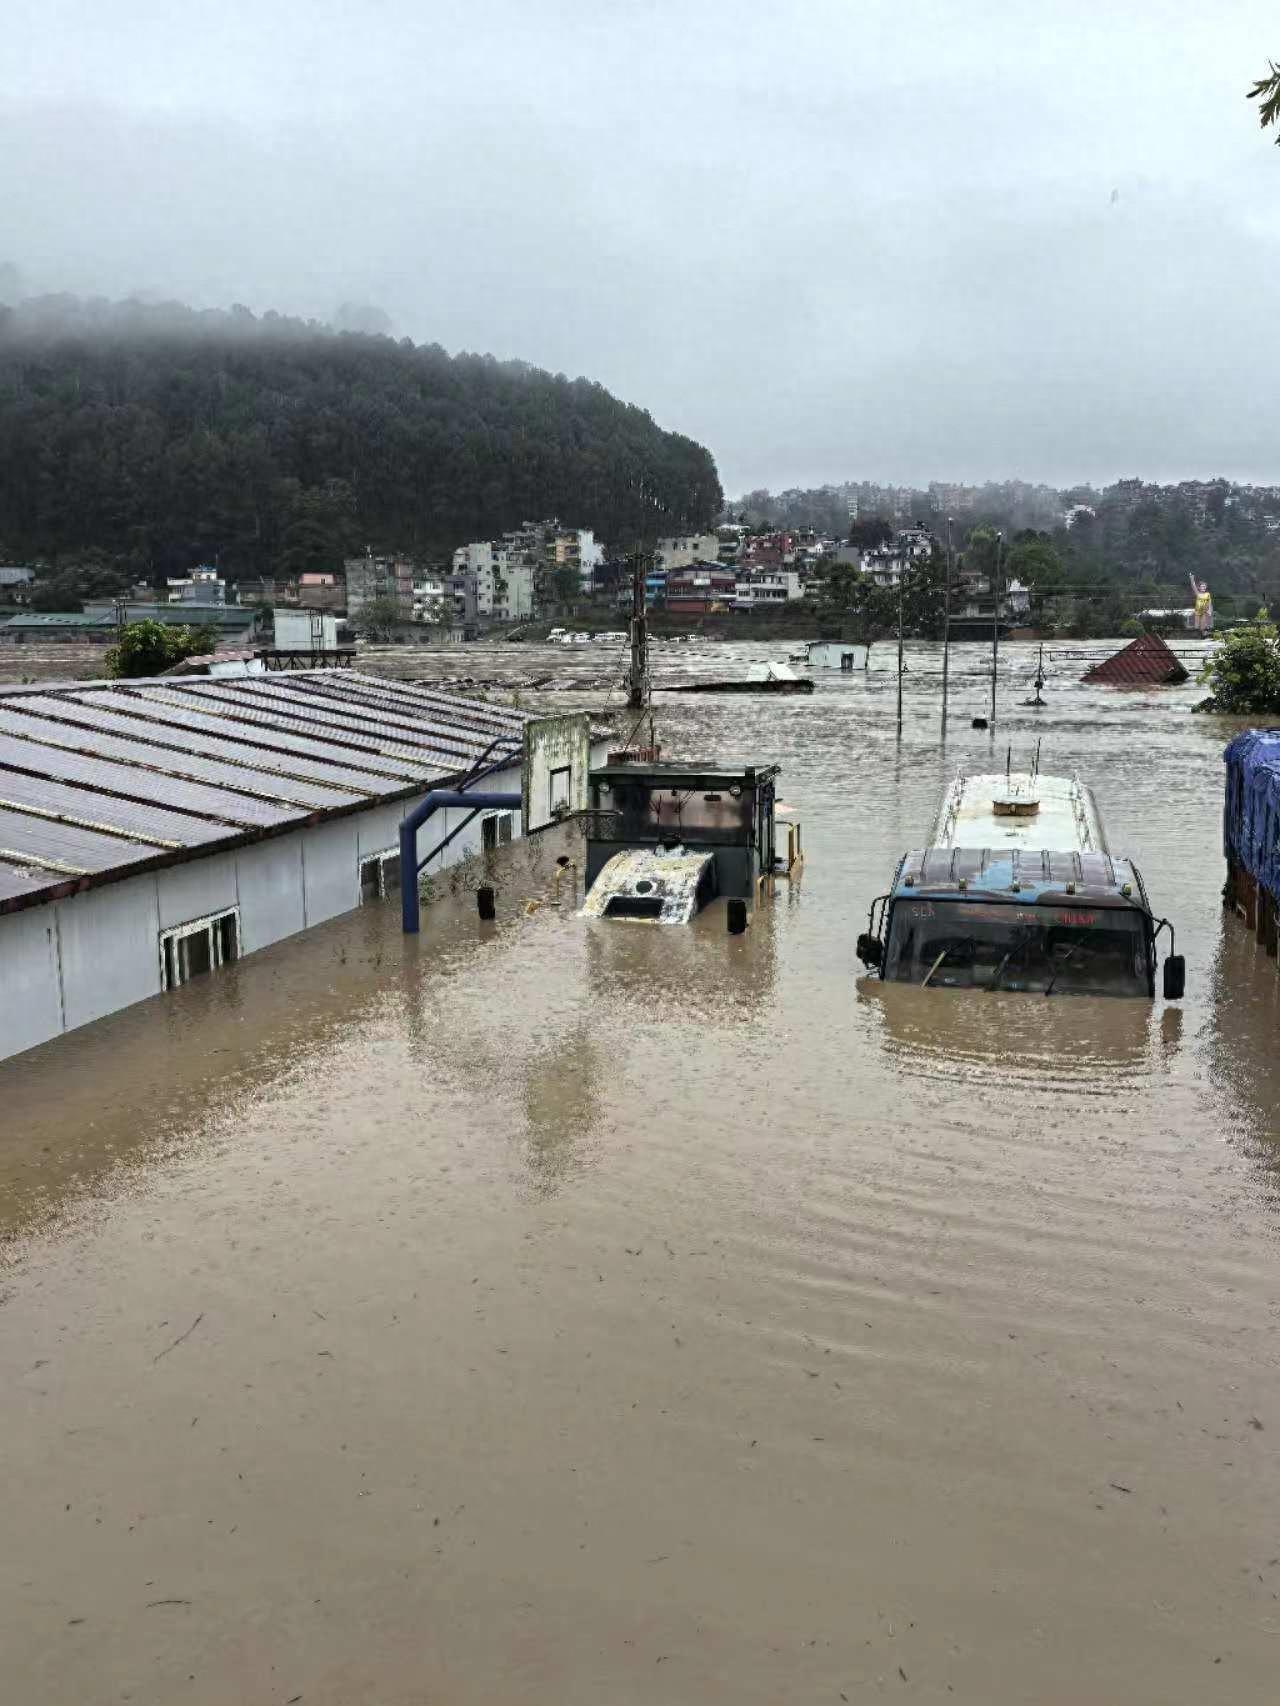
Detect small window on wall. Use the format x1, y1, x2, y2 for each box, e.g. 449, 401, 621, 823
481, 812, 514, 853
360, 849, 402, 903
160, 908, 240, 991
549, 765, 572, 819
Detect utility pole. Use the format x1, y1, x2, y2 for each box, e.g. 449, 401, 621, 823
896, 560, 905, 733
626, 544, 647, 711
941, 515, 954, 736
990, 530, 1003, 726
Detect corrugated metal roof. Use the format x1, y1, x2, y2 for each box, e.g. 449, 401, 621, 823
0, 672, 531, 913
4, 606, 263, 635
1081, 633, 1190, 686
1, 612, 115, 629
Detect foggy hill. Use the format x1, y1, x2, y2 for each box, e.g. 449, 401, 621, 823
0, 294, 722, 580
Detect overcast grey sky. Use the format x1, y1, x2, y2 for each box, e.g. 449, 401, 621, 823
3, 1, 1277, 494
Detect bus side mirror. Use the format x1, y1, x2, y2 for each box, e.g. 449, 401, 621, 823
857, 932, 882, 968
1162, 955, 1185, 1001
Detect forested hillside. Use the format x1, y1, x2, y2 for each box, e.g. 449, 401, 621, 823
0, 296, 722, 584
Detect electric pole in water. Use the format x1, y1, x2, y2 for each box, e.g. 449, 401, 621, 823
896, 568, 905, 733
626, 545, 648, 711
990, 530, 1003, 726
940, 515, 954, 736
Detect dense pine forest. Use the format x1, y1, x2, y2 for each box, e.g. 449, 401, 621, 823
0, 295, 722, 587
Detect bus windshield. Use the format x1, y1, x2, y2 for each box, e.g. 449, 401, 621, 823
883, 899, 1151, 997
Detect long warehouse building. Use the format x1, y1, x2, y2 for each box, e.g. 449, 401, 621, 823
0, 671, 594, 1062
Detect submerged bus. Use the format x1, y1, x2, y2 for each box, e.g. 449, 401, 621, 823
856, 769, 1184, 999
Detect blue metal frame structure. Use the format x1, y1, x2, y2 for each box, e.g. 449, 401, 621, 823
399, 738, 522, 933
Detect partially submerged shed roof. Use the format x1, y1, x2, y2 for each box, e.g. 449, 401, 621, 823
1082, 632, 1189, 686
0, 672, 532, 914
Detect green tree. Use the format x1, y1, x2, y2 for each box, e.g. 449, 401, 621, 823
1003, 531, 1065, 601
814, 548, 945, 645
1248, 62, 1280, 141
961, 525, 1001, 584
28, 559, 136, 611
901, 547, 948, 639
846, 517, 894, 549
105, 620, 218, 678
277, 479, 358, 577
546, 566, 580, 609
351, 596, 402, 642
1198, 609, 1280, 713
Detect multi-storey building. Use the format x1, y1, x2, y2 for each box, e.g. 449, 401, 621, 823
344, 554, 414, 619
450, 539, 538, 621
654, 533, 720, 575
451, 542, 506, 617
168, 565, 228, 605
499, 560, 535, 620
716, 524, 747, 564
733, 569, 803, 609
548, 527, 604, 593
666, 566, 737, 615
297, 572, 346, 611
413, 573, 448, 624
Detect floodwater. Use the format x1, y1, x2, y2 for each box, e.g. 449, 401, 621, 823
2, 639, 1279, 1706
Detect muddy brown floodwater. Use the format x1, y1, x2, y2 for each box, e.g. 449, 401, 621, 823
2, 640, 1279, 1705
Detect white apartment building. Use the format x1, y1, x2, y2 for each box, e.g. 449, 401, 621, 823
734, 569, 804, 608
450, 541, 536, 622
499, 561, 535, 620
860, 526, 934, 588
413, 573, 448, 624
451, 541, 506, 617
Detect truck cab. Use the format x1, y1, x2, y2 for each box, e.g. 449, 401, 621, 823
580, 761, 781, 924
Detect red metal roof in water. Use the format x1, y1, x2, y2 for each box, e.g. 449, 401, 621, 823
1082, 632, 1189, 686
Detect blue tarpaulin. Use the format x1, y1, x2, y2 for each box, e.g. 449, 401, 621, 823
1224, 730, 1280, 900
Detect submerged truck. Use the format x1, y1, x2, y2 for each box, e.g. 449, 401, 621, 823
580, 760, 790, 924
856, 768, 1184, 998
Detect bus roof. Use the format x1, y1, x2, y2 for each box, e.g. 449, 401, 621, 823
890, 845, 1146, 909
932, 771, 1106, 857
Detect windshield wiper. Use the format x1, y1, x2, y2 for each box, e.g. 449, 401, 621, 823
921, 939, 976, 988
990, 940, 1031, 991
991, 929, 1041, 991
921, 949, 948, 988
1043, 944, 1080, 997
